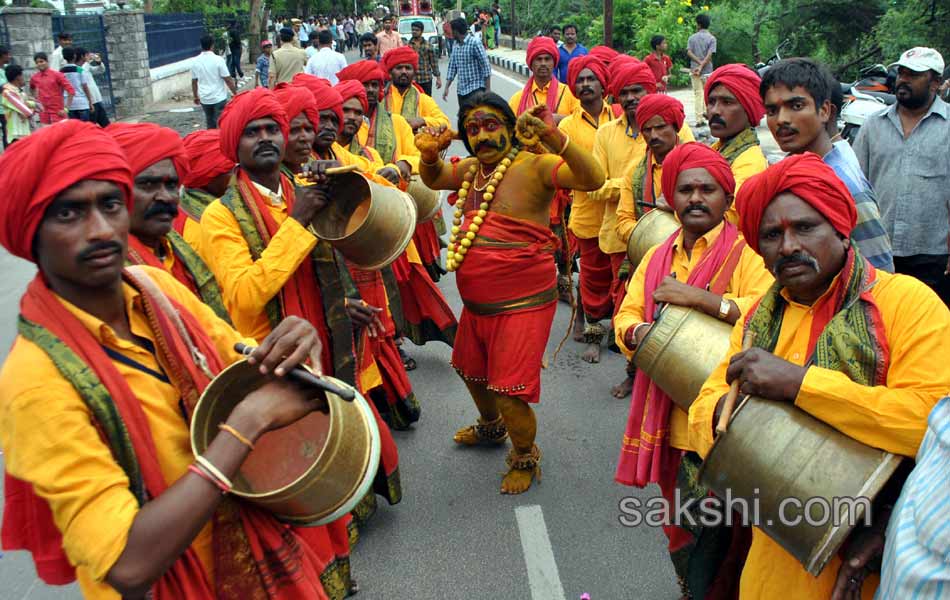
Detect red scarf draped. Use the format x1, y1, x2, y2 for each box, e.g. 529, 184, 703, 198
5, 269, 333, 598
517, 77, 562, 115
616, 222, 744, 487
126, 234, 200, 297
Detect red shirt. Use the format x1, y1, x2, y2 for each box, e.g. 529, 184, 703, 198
28, 68, 75, 114
644, 52, 673, 91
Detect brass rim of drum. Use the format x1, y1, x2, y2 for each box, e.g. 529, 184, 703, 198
697, 396, 903, 576
189, 361, 381, 524
626, 209, 680, 269
407, 178, 441, 223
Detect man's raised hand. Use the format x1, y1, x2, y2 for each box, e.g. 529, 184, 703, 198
414, 124, 456, 163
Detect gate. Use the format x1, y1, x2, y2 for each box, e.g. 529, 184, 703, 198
52, 14, 115, 118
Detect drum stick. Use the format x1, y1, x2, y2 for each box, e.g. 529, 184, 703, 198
715, 331, 756, 434
324, 164, 360, 175
234, 343, 356, 401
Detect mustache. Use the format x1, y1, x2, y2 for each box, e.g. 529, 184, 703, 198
78, 240, 123, 262
709, 115, 727, 127
772, 252, 821, 276
776, 126, 797, 137
143, 201, 179, 219
475, 139, 503, 152
897, 84, 912, 93
681, 203, 711, 216
254, 142, 280, 155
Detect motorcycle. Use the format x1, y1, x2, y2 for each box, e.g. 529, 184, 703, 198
754, 39, 791, 77
839, 63, 897, 144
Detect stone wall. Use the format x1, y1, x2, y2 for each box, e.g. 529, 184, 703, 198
1, 8, 54, 79
104, 10, 152, 118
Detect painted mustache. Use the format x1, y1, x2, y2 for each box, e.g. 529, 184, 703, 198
475, 140, 503, 152
772, 252, 821, 277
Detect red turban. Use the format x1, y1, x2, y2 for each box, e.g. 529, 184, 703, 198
608, 60, 656, 99
588, 46, 619, 63
566, 55, 608, 96
181, 130, 234, 189
0, 121, 133, 261
218, 88, 289, 163
337, 60, 387, 84
292, 72, 331, 94
306, 83, 345, 135
704, 64, 767, 126
736, 153, 857, 254
335, 79, 369, 113
660, 142, 736, 205
381, 46, 419, 73
106, 122, 188, 180
526, 36, 559, 68
634, 93, 685, 131
273, 85, 321, 129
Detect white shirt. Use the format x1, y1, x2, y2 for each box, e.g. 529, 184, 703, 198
82, 63, 103, 104
304, 47, 347, 85
305, 45, 318, 60
49, 46, 65, 72
190, 51, 230, 105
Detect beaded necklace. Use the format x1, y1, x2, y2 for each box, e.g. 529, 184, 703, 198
446, 148, 519, 272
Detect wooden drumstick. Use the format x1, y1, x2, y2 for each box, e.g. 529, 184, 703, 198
715, 331, 756, 434
324, 164, 360, 176
234, 343, 356, 401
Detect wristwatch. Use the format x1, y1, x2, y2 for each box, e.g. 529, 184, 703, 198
718, 297, 731, 320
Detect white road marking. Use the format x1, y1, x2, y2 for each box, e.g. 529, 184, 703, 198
515, 504, 568, 600
492, 68, 527, 88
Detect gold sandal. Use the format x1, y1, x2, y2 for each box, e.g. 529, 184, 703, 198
453, 415, 509, 446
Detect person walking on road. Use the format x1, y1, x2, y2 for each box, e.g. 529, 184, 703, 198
686, 13, 716, 126
270, 28, 308, 87
305, 30, 347, 85
227, 21, 244, 79
555, 24, 587, 83
443, 18, 491, 105
191, 35, 236, 129
256, 39, 273, 88
408, 20, 442, 96
377, 15, 403, 57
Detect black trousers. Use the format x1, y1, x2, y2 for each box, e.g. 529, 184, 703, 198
458, 87, 485, 106
894, 254, 950, 307
228, 48, 244, 78
417, 80, 433, 96
202, 99, 227, 129
91, 102, 110, 127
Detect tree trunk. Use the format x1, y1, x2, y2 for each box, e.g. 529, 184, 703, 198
603, 0, 613, 47
144, 0, 153, 13
249, 0, 263, 65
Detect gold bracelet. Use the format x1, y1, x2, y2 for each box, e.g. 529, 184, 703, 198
557, 134, 571, 156
195, 455, 233, 491
219, 423, 255, 450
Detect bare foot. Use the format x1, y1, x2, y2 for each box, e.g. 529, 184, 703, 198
501, 466, 538, 494
581, 342, 601, 363
611, 376, 634, 398
572, 311, 585, 342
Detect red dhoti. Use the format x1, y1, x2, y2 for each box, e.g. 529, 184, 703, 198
609, 251, 628, 319
391, 240, 458, 347
347, 263, 420, 431
411, 220, 444, 282
577, 237, 614, 321
451, 213, 559, 404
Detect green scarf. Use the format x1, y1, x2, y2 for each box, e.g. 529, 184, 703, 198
219, 176, 358, 386
745, 247, 889, 386
370, 106, 398, 164
179, 187, 219, 223
717, 127, 760, 165
394, 84, 419, 122
19, 316, 147, 504
166, 230, 232, 324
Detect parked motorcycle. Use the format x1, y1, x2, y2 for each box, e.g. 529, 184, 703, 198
839, 63, 897, 144
754, 39, 791, 77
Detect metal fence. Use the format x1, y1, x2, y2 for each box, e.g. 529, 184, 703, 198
51, 14, 115, 117
144, 12, 249, 69
0, 18, 9, 53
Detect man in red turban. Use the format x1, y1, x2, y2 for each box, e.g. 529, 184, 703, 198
107, 122, 231, 322
201, 81, 404, 523
689, 153, 950, 600
379, 45, 448, 132
704, 64, 769, 205
180, 129, 234, 236
273, 84, 321, 175
509, 36, 578, 119
559, 53, 620, 363
588, 45, 619, 64
0, 118, 357, 600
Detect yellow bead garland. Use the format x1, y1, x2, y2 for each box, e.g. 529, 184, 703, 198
446, 149, 519, 272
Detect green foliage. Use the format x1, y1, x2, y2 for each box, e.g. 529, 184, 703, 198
875, 0, 950, 66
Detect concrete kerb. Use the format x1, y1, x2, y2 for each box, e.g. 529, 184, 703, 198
488, 51, 529, 78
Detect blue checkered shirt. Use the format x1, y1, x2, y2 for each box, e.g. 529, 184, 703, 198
447, 33, 491, 96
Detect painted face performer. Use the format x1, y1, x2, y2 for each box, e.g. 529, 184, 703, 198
613, 142, 773, 598
688, 154, 950, 600
106, 122, 232, 324
416, 92, 605, 494
0, 120, 354, 599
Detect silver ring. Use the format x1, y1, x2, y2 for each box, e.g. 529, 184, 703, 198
849, 576, 859, 586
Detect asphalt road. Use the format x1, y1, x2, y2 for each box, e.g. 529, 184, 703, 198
0, 53, 679, 600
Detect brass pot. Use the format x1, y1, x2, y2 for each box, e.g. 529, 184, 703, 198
633, 304, 733, 411
312, 171, 417, 270
407, 178, 441, 223
699, 396, 903, 576
626, 209, 680, 270
190, 359, 381, 526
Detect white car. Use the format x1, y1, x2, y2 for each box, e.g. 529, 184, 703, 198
397, 16, 442, 53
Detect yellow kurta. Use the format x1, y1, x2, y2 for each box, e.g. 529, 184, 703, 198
616, 154, 663, 245
591, 117, 694, 251
199, 177, 318, 341
0, 267, 251, 599
711, 140, 768, 223
384, 85, 450, 129
182, 217, 203, 256
613, 222, 773, 449
558, 102, 616, 239
688, 270, 950, 600
508, 79, 579, 116
356, 111, 421, 172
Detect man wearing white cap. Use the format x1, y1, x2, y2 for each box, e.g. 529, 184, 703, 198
853, 47, 950, 306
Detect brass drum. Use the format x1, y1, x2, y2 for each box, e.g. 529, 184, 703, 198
699, 397, 903, 576
312, 171, 417, 270
190, 360, 381, 526
407, 178, 441, 223
633, 304, 733, 411
626, 209, 680, 270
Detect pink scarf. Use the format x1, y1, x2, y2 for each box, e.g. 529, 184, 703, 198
615, 221, 743, 487
517, 77, 562, 115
